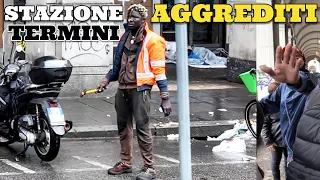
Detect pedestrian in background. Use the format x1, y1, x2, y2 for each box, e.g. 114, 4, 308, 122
97, 3, 171, 180
262, 82, 287, 180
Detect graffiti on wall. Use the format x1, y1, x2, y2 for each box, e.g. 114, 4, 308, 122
64, 39, 110, 54
61, 20, 111, 54
60, 17, 115, 67
257, 70, 273, 91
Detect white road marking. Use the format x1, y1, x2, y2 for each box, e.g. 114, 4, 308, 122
0, 172, 23, 176
0, 159, 36, 174
64, 168, 105, 173
154, 160, 255, 168
215, 161, 255, 165
242, 155, 256, 160
0, 168, 107, 176
154, 154, 180, 164
73, 156, 112, 169
154, 154, 255, 166
0, 156, 255, 176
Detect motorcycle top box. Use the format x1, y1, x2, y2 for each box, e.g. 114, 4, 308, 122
28, 56, 73, 85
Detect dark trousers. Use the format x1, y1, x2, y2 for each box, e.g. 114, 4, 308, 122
270, 146, 288, 180
114, 88, 153, 168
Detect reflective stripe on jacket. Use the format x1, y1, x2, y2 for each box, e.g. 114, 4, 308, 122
106, 23, 168, 92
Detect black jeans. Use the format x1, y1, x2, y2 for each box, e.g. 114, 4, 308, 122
270, 146, 288, 180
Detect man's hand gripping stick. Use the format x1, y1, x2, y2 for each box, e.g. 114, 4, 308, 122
80, 88, 105, 98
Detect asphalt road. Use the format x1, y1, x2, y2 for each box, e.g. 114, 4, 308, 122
0, 137, 256, 180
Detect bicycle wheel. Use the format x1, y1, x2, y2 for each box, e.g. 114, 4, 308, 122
245, 99, 257, 139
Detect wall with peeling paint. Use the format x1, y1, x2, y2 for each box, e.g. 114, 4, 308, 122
1, 0, 261, 96
225, 0, 257, 83
11, 0, 120, 96
227, 0, 257, 61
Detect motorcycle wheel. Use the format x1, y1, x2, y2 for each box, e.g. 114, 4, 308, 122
0, 136, 14, 147
34, 117, 60, 162
0, 123, 15, 147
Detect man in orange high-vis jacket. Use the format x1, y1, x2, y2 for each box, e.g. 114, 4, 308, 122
97, 4, 171, 180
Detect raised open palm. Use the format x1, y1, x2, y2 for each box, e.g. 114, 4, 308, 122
260, 44, 304, 85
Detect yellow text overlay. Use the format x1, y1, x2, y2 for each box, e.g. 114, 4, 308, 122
151, 4, 318, 23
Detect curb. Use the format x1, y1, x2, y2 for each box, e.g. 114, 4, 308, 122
63, 120, 238, 138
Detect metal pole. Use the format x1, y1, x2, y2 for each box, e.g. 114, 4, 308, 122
118, 0, 127, 25
174, 0, 192, 179
123, 0, 125, 22
0, 0, 4, 48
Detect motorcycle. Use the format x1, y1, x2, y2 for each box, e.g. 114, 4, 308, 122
0, 44, 73, 162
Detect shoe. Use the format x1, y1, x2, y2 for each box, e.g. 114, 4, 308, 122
136, 166, 156, 180
107, 162, 132, 175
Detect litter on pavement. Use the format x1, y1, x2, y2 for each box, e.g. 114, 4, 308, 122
167, 134, 179, 141
156, 122, 179, 127
207, 136, 220, 141
209, 120, 255, 153
212, 137, 247, 153
228, 120, 239, 124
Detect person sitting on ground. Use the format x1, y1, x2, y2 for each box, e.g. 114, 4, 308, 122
258, 44, 314, 165
261, 82, 287, 180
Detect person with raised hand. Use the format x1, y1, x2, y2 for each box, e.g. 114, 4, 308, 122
258, 43, 315, 170
268, 46, 320, 179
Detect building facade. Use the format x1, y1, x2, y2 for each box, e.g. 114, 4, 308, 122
1, 0, 308, 98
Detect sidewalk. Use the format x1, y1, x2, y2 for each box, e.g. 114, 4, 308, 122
58, 80, 254, 138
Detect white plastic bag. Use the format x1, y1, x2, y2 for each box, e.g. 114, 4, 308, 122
167, 134, 179, 141
212, 138, 246, 153
239, 123, 248, 130
216, 122, 241, 140
207, 136, 220, 141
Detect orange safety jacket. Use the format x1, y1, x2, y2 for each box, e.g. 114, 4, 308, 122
106, 23, 168, 92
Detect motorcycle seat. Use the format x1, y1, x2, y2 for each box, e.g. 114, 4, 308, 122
24, 84, 45, 90
23, 82, 62, 92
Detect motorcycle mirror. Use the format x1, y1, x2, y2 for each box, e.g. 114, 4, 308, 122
16, 45, 23, 53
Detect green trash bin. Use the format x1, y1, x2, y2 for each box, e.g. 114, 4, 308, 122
239, 70, 257, 95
